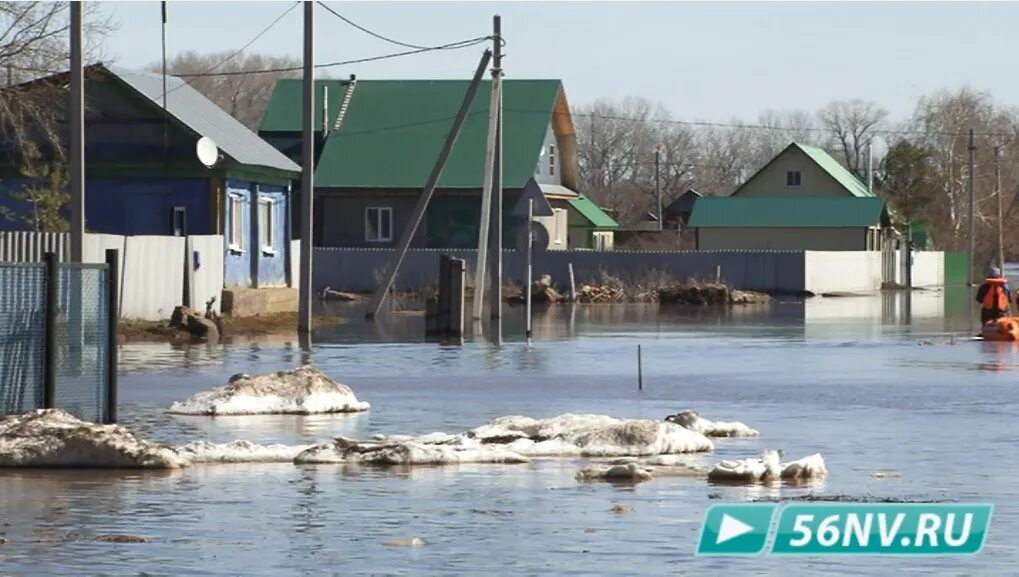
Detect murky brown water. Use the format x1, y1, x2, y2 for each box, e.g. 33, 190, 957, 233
2, 292, 1015, 576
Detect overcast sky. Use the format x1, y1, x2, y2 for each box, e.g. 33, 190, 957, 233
96, 1, 1019, 124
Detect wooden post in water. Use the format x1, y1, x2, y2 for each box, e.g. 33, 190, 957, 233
568, 263, 576, 302
637, 344, 643, 391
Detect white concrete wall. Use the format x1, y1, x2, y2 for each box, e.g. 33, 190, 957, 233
191, 235, 224, 315
804, 251, 883, 294
911, 251, 944, 288
121, 236, 185, 321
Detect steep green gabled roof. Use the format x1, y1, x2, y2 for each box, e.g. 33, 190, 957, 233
731, 142, 874, 198
688, 197, 887, 228
795, 143, 874, 197
567, 195, 618, 229
260, 79, 563, 189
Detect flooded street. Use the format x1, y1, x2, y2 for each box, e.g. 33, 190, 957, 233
3, 291, 1017, 576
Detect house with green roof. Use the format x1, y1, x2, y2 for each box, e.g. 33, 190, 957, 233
689, 142, 892, 251
258, 76, 617, 250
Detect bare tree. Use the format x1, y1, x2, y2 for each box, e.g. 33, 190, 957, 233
817, 99, 888, 176
156, 51, 301, 130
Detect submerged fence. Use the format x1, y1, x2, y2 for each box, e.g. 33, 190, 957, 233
0, 251, 118, 423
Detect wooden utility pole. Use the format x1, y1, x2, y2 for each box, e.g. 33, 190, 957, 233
968, 128, 976, 286
996, 144, 1005, 272
298, 1, 314, 334
473, 42, 501, 321
488, 14, 503, 321
69, 1, 84, 262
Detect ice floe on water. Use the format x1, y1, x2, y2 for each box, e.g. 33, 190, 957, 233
0, 410, 187, 469
167, 366, 370, 415
467, 414, 714, 457
294, 437, 530, 465
707, 450, 827, 484
664, 410, 760, 438
296, 413, 713, 466
176, 440, 311, 463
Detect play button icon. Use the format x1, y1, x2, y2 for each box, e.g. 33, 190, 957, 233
697, 504, 777, 555
717, 513, 756, 544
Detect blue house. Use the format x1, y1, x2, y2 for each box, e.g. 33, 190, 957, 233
0, 64, 301, 290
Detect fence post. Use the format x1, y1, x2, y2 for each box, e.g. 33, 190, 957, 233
105, 248, 119, 424
43, 252, 57, 410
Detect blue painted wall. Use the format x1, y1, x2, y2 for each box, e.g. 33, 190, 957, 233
0, 177, 210, 234
224, 181, 253, 288
255, 184, 288, 287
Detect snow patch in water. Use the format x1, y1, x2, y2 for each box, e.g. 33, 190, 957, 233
708, 450, 827, 484
167, 366, 369, 415
0, 409, 187, 469
664, 410, 759, 438
177, 440, 311, 463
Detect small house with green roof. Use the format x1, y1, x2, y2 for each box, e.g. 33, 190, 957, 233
258, 76, 617, 250
689, 142, 892, 251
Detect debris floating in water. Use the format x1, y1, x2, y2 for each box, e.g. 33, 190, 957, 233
871, 470, 902, 479
610, 504, 633, 514
384, 537, 427, 547
167, 366, 370, 415
708, 450, 827, 484
0, 409, 187, 469
664, 410, 760, 438
294, 436, 530, 465
576, 463, 653, 483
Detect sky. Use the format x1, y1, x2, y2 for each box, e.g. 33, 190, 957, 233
94, 1, 1019, 124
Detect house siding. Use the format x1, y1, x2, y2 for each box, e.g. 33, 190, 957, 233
733, 147, 855, 198
534, 122, 561, 186
698, 227, 867, 251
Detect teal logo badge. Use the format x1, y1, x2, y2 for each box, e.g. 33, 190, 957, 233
771, 504, 993, 555
697, 503, 777, 555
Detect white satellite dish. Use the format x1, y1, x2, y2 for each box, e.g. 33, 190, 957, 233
196, 136, 219, 168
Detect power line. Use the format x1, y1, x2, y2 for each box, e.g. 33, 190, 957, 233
316, 1, 431, 50
165, 0, 300, 95
176, 37, 491, 78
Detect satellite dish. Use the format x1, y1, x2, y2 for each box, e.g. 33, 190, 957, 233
196, 136, 219, 168
516, 221, 550, 254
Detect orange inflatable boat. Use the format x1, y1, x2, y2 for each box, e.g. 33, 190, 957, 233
981, 317, 1019, 341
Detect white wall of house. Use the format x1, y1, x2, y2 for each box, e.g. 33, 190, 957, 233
534, 122, 561, 186
532, 207, 569, 251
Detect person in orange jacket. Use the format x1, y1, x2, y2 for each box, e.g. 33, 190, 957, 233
976, 265, 1010, 323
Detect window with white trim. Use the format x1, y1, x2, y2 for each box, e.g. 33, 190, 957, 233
228, 193, 244, 252
258, 197, 276, 254
365, 207, 393, 242
549, 144, 556, 176
786, 170, 801, 186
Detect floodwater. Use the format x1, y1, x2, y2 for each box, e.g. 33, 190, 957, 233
3, 289, 1018, 576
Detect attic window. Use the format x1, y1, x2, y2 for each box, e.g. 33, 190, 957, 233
786, 171, 801, 187
549, 144, 556, 176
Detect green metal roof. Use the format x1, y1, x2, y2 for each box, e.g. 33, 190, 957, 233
567, 195, 619, 229
688, 197, 887, 228
794, 143, 874, 197
259, 79, 562, 189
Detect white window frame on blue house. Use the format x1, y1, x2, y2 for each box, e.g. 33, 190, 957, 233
365, 206, 393, 242
258, 196, 276, 255
228, 192, 244, 253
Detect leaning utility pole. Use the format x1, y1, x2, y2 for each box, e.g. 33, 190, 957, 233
69, 1, 84, 262
488, 14, 503, 321
366, 51, 492, 319
654, 144, 663, 230
968, 128, 976, 286
472, 47, 501, 321
298, 1, 314, 334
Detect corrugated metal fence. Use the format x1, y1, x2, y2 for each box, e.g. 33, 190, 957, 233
0, 231, 69, 262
